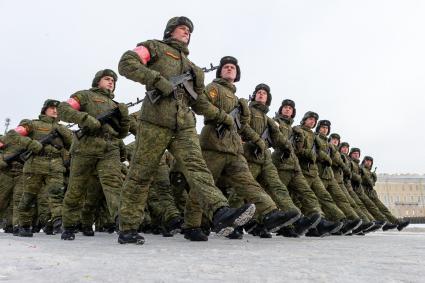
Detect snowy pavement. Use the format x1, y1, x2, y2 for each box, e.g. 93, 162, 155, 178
1, 227, 424, 283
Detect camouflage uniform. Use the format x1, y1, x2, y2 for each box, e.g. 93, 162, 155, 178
117, 33, 234, 233
361, 158, 399, 224
292, 114, 345, 222
314, 129, 359, 221
272, 111, 324, 217
58, 70, 129, 235
16, 112, 72, 229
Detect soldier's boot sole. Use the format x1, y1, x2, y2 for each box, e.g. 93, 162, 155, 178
215, 204, 256, 237
264, 210, 301, 233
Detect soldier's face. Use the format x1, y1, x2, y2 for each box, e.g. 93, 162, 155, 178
171, 25, 190, 44
340, 146, 349, 154
221, 64, 237, 82
330, 138, 339, 146
45, 106, 58, 118
351, 152, 360, 160
281, 105, 293, 117
98, 76, 115, 92
304, 117, 316, 128
255, 89, 268, 105
319, 126, 329, 135
364, 160, 372, 168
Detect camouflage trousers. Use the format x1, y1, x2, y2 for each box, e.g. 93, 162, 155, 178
337, 181, 371, 222
119, 121, 228, 232
62, 150, 122, 228
184, 150, 277, 228
303, 173, 345, 222
18, 171, 63, 227
276, 169, 324, 217
0, 169, 26, 227
365, 187, 399, 224
352, 185, 387, 222
343, 181, 375, 222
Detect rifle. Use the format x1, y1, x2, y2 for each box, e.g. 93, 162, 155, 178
74, 97, 143, 139
215, 106, 242, 139
254, 126, 272, 158
146, 64, 218, 104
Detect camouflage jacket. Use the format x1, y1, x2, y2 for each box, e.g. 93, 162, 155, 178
59, 87, 128, 157
118, 39, 227, 130
293, 125, 318, 177
200, 78, 258, 155
18, 115, 73, 174
361, 165, 376, 190
271, 114, 302, 172
349, 157, 363, 189
0, 131, 31, 173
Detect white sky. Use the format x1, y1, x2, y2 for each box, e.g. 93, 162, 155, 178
1, 0, 424, 173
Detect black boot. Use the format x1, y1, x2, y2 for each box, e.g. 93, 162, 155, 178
305, 227, 321, 237
212, 204, 256, 236
61, 228, 76, 240
315, 219, 343, 236
3, 225, 13, 233
243, 220, 258, 234
397, 220, 410, 231
293, 213, 321, 236
382, 223, 398, 231
53, 218, 63, 234
82, 226, 95, 236
18, 226, 33, 237
252, 224, 272, 238
277, 226, 299, 238
13, 225, 19, 236
184, 228, 208, 241
43, 224, 54, 235
365, 221, 385, 233
118, 230, 145, 245
163, 216, 184, 236
340, 219, 362, 235
352, 222, 374, 235
226, 226, 244, 239
263, 209, 301, 233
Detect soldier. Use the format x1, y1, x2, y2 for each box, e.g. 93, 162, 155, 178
328, 134, 375, 234
314, 121, 362, 234
184, 58, 303, 242
242, 84, 321, 237
272, 99, 342, 237
14, 99, 73, 237
117, 17, 255, 244
58, 69, 130, 241
361, 156, 409, 231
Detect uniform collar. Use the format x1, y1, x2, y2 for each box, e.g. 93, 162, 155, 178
164, 38, 189, 55
90, 87, 115, 99
213, 78, 237, 93
249, 101, 269, 114
38, 114, 58, 123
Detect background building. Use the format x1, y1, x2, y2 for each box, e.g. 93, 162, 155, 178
375, 174, 425, 220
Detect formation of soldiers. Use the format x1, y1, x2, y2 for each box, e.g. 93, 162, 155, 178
0, 16, 410, 245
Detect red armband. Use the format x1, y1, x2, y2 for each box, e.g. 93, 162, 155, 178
133, 45, 151, 65
67, 98, 80, 111
15, 126, 29, 136
0, 142, 4, 149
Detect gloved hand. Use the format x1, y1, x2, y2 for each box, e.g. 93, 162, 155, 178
304, 149, 316, 163
323, 155, 332, 167
343, 165, 352, 179
191, 65, 205, 91
81, 115, 101, 131
255, 138, 266, 155
154, 76, 174, 96
117, 103, 129, 119
0, 158, 8, 169
27, 140, 43, 154
238, 98, 250, 125
222, 113, 234, 128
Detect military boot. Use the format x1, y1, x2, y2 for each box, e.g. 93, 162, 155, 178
263, 209, 301, 233
252, 224, 272, 238
118, 230, 145, 245
243, 220, 258, 234
163, 216, 184, 235
61, 228, 76, 240
226, 226, 244, 239
364, 221, 385, 233
184, 228, 208, 241
352, 222, 375, 235
18, 226, 33, 237
397, 220, 410, 231
3, 225, 13, 233
43, 224, 54, 235
12, 225, 19, 236
314, 219, 343, 237
382, 223, 398, 231
212, 203, 256, 236
293, 213, 321, 236
53, 218, 63, 234
277, 226, 299, 238
82, 226, 95, 236
340, 219, 362, 235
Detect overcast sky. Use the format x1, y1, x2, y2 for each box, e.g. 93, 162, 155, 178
1, 0, 424, 173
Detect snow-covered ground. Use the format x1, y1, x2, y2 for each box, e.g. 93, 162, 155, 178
1, 226, 424, 283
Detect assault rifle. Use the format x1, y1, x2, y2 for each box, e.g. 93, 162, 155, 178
146, 64, 218, 104
75, 97, 143, 139
216, 106, 242, 139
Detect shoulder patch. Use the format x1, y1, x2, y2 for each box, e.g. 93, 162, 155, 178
208, 87, 218, 102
